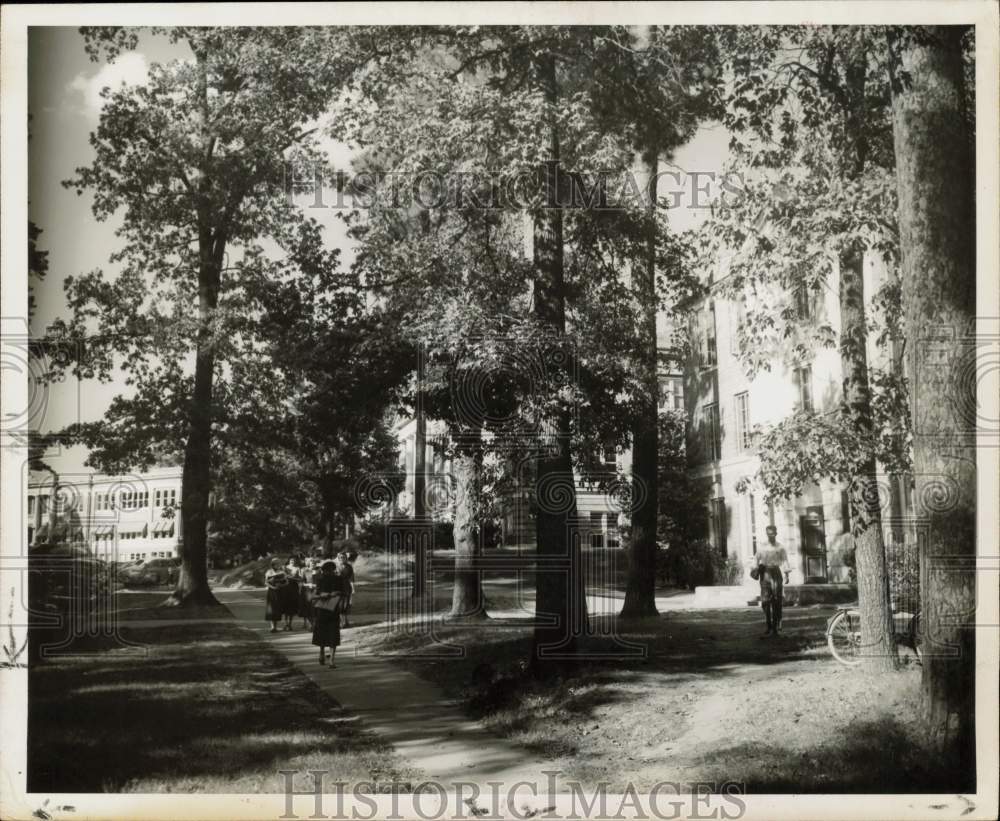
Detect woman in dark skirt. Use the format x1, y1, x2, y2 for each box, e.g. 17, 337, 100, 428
264, 558, 288, 633
279, 563, 300, 631
312, 560, 346, 666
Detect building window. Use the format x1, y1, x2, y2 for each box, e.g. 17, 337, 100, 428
710, 497, 727, 556
120, 490, 148, 511
39, 496, 49, 515
703, 402, 720, 461
155, 489, 177, 509
735, 392, 751, 453
794, 365, 814, 413
703, 306, 718, 368
795, 283, 812, 320
658, 375, 684, 412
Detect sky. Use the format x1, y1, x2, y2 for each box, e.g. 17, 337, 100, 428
27, 26, 729, 476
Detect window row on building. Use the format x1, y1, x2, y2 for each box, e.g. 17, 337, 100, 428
699, 366, 816, 463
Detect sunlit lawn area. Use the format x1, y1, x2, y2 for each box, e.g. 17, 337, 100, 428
351, 605, 957, 793
28, 619, 418, 792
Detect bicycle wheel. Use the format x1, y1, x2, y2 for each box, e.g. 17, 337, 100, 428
827, 610, 863, 666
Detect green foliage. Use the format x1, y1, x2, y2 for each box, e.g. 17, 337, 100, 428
656, 409, 710, 547
717, 552, 746, 586
338, 27, 711, 482
28, 220, 49, 320
736, 412, 864, 502
45, 26, 360, 532
702, 27, 917, 509
662, 540, 742, 590
356, 517, 455, 552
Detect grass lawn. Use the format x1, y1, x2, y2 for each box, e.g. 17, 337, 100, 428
351, 605, 963, 793
29, 618, 419, 792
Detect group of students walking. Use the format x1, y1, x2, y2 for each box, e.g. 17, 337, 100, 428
264, 551, 356, 667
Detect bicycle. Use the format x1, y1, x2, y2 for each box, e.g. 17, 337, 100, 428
826, 605, 922, 666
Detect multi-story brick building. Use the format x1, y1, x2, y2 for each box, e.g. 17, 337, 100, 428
683, 254, 912, 585
27, 466, 183, 563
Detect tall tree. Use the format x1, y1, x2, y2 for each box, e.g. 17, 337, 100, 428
529, 49, 588, 659
51, 27, 353, 606
613, 26, 717, 619
339, 26, 706, 656
711, 26, 904, 668
887, 24, 976, 774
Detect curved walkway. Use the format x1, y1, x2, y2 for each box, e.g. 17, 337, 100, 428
216, 589, 555, 789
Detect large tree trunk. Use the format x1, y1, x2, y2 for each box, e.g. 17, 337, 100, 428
621, 145, 660, 620
889, 26, 976, 776
322, 512, 336, 558
167, 253, 221, 607
531, 53, 587, 673
836, 49, 898, 671
412, 361, 428, 598
166, 51, 222, 608
450, 424, 487, 619
840, 243, 898, 671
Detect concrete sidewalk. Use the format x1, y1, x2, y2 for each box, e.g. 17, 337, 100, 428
217, 590, 555, 788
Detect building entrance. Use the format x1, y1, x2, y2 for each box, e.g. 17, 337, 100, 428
799, 505, 828, 582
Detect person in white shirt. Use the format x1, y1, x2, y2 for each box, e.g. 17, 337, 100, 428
755, 525, 791, 637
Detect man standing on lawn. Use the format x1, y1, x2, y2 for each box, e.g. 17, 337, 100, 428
756, 525, 791, 637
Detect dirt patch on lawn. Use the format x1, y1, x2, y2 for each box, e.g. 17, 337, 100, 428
357, 606, 965, 792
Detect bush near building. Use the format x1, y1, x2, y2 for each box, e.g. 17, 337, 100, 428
660, 540, 744, 589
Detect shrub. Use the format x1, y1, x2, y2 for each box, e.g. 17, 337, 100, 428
662, 541, 744, 589
28, 542, 119, 661
664, 539, 715, 589
356, 516, 454, 551
717, 552, 745, 585
329, 537, 363, 556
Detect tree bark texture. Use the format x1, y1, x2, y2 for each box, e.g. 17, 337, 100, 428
167, 51, 224, 608
412, 363, 429, 598
168, 251, 221, 607
889, 26, 976, 776
621, 146, 660, 620
840, 244, 898, 671
531, 52, 588, 670
835, 47, 897, 670
450, 425, 487, 618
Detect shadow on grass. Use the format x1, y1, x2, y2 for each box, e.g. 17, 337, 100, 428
693, 718, 974, 793
352, 606, 971, 790
29, 621, 415, 793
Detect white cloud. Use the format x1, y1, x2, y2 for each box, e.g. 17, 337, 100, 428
68, 52, 149, 119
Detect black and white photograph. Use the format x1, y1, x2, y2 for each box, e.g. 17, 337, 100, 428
1, 3, 998, 820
